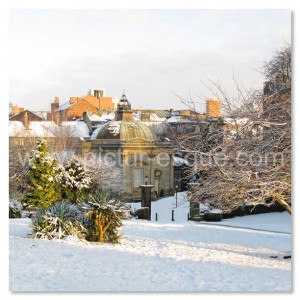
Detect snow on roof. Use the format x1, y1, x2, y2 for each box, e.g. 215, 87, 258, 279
28, 121, 58, 137
166, 116, 194, 123
9, 121, 57, 137
88, 114, 107, 122
101, 112, 115, 120
55, 101, 76, 112
61, 121, 90, 138
173, 156, 189, 167
224, 118, 249, 125
155, 111, 172, 118
150, 113, 166, 122
90, 123, 106, 140
9, 120, 90, 138
132, 113, 141, 121
9, 121, 25, 137
107, 121, 121, 136
31, 111, 47, 120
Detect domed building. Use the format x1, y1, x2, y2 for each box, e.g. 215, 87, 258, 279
88, 94, 174, 200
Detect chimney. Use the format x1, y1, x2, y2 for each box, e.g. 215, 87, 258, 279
23, 111, 29, 128
206, 98, 222, 118
51, 97, 60, 113
93, 89, 105, 98
55, 112, 61, 125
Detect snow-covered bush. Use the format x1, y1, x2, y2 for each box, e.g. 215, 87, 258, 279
203, 209, 223, 222
31, 201, 89, 240
81, 190, 130, 243
56, 158, 92, 204
222, 203, 286, 219
134, 207, 150, 220
9, 198, 22, 218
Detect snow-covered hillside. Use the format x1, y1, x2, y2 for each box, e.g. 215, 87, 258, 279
9, 193, 291, 292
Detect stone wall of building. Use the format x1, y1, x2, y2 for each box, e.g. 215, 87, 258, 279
121, 149, 174, 200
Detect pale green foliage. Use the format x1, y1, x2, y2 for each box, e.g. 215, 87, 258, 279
31, 201, 89, 240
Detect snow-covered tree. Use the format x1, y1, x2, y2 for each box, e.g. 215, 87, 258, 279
179, 45, 291, 214
23, 139, 59, 208
57, 158, 92, 204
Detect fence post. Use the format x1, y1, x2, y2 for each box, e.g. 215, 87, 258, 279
155, 213, 158, 221
172, 210, 174, 221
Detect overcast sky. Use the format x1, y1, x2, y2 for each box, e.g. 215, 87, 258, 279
9, 9, 291, 112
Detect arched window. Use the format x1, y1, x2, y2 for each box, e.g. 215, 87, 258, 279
134, 168, 144, 187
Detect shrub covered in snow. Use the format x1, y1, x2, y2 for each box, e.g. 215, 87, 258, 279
81, 190, 130, 243
203, 209, 223, 222
222, 203, 287, 219
9, 199, 22, 218
55, 158, 92, 204
31, 201, 90, 240
134, 207, 150, 220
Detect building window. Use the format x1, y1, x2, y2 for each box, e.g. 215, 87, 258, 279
134, 168, 144, 187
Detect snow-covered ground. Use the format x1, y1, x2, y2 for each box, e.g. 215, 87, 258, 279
9, 193, 291, 292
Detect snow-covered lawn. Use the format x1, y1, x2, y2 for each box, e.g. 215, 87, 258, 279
9, 193, 291, 292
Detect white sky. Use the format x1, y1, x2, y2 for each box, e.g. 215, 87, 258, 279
9, 9, 291, 111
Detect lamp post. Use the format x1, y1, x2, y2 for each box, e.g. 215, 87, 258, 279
175, 185, 179, 207
145, 175, 148, 185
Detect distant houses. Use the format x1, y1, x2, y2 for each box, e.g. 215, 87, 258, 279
47, 89, 118, 123
9, 88, 224, 199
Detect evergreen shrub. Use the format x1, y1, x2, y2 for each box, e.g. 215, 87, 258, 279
134, 207, 150, 220
31, 201, 89, 240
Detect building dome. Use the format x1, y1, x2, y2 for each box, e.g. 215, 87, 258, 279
95, 120, 158, 141
94, 92, 157, 141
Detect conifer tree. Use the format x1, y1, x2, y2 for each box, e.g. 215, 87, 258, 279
23, 139, 58, 208
58, 158, 92, 204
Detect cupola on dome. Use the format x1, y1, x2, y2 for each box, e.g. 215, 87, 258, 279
95, 93, 158, 141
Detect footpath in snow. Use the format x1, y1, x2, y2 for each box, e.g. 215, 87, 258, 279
9, 193, 292, 292
131, 192, 291, 233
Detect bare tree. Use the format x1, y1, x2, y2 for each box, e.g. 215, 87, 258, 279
176, 45, 291, 214
78, 153, 127, 200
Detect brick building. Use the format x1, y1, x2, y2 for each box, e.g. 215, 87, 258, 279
47, 89, 117, 123
9, 110, 44, 128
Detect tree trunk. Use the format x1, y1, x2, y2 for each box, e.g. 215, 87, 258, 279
275, 196, 291, 215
